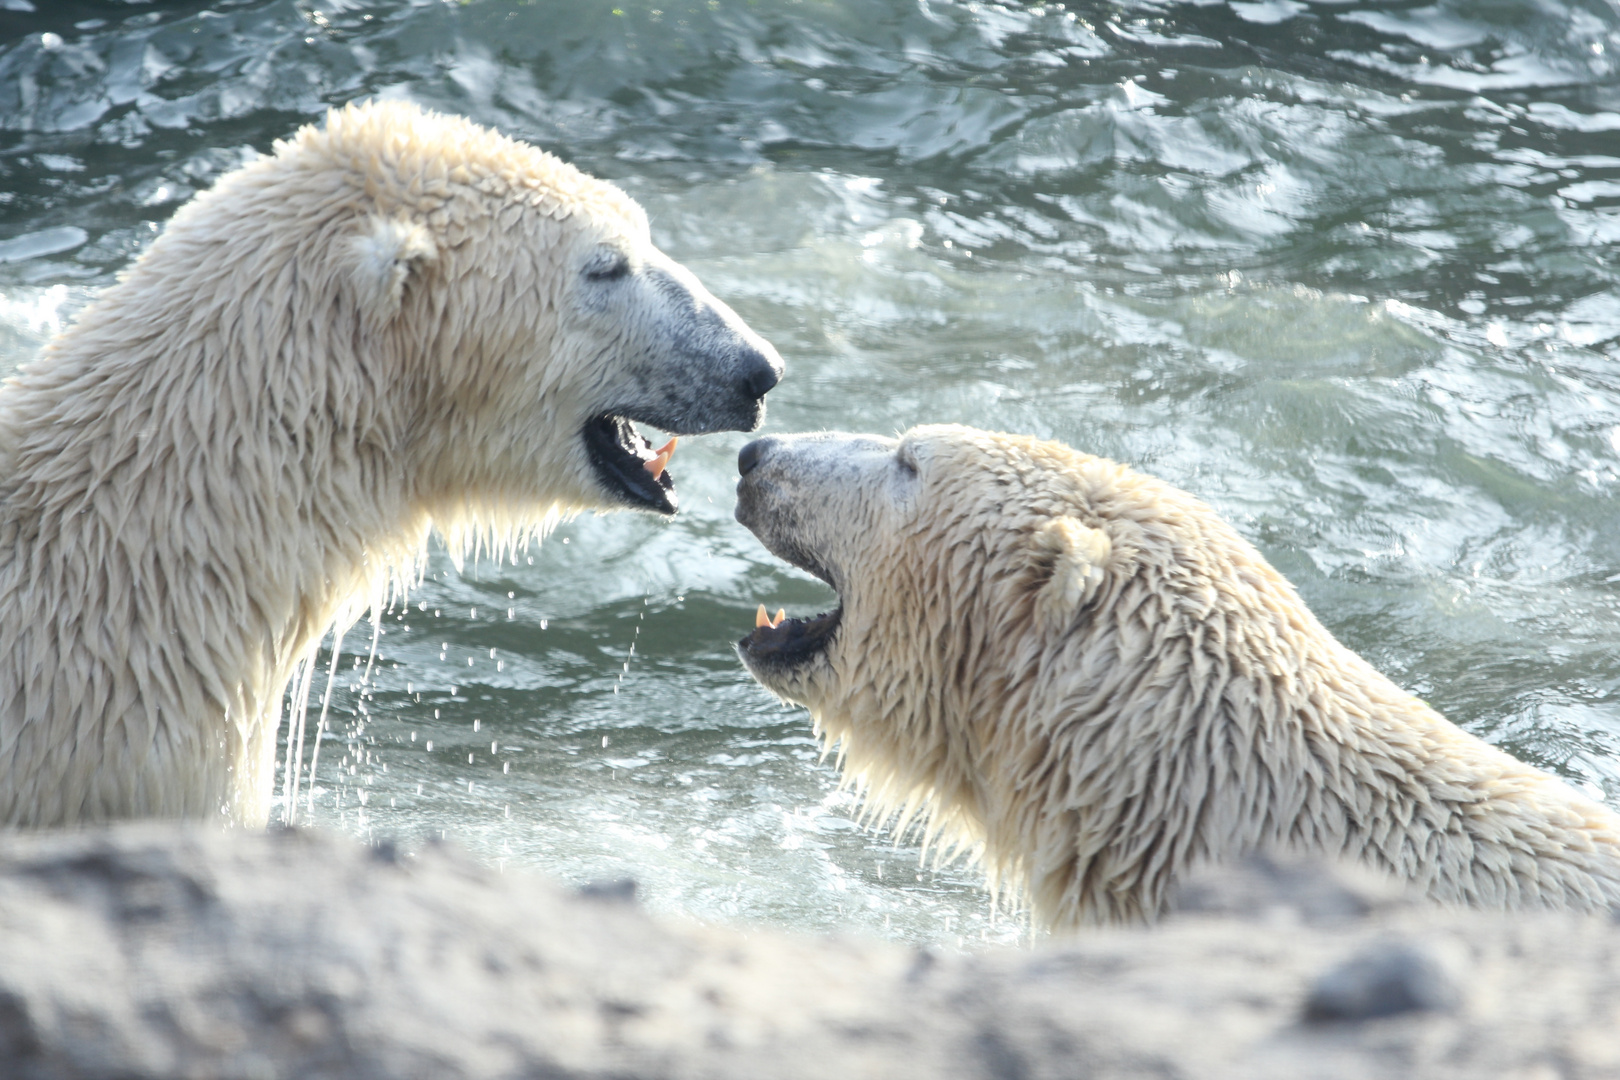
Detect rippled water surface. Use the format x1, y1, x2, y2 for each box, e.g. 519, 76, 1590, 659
4, 0, 1620, 945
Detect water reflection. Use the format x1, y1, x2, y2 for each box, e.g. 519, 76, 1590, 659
1, 0, 1619, 945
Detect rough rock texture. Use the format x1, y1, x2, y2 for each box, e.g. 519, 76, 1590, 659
0, 827, 1615, 1079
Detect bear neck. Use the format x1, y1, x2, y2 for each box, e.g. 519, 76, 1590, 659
0, 241, 428, 827
991, 564, 1620, 928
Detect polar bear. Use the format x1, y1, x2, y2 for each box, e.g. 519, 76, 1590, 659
734, 425, 1620, 928
0, 100, 783, 827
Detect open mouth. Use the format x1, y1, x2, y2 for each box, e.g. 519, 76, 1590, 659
736, 545, 842, 669
738, 602, 841, 669
583, 414, 679, 515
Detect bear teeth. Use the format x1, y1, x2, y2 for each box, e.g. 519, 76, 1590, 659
582, 414, 678, 515
644, 437, 677, 481
737, 606, 841, 666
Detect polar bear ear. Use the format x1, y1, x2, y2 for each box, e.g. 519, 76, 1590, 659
1028, 516, 1113, 631
348, 216, 437, 327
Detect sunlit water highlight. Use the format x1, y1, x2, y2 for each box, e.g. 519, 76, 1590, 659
3, 0, 1620, 946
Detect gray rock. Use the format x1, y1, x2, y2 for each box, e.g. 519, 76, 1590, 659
0, 826, 1617, 1079
1303, 940, 1463, 1022
576, 876, 639, 904
1169, 853, 1414, 926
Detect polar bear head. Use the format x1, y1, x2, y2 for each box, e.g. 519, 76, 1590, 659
731, 424, 1294, 925
148, 99, 782, 534
734, 425, 1129, 712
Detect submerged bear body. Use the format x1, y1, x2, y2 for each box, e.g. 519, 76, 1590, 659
735, 426, 1620, 928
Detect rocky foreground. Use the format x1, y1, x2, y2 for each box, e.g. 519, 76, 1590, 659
0, 827, 1615, 1079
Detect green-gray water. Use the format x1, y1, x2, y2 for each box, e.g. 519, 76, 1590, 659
3, 0, 1620, 946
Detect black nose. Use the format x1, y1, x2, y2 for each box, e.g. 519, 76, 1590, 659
741, 354, 780, 400
738, 437, 771, 477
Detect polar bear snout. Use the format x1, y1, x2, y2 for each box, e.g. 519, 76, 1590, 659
734, 434, 867, 590
734, 432, 901, 570
732, 434, 851, 687
734, 436, 825, 539
553, 212, 785, 516
735, 435, 776, 479
625, 262, 784, 437
732, 437, 804, 568
691, 333, 779, 434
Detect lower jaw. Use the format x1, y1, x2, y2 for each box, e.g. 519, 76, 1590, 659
741, 664, 817, 707
581, 415, 676, 514
738, 637, 832, 697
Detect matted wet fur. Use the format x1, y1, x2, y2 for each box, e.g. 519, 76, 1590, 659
0, 101, 781, 826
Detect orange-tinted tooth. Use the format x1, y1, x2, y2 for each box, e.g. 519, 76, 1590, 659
773, 608, 786, 628
640, 438, 677, 481
755, 604, 770, 628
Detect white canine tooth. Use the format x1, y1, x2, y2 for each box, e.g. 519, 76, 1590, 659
773, 608, 786, 628
755, 604, 770, 629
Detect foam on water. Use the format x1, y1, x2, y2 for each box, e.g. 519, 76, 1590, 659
3, 0, 1620, 945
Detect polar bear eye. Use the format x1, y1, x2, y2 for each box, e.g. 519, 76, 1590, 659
584, 250, 632, 282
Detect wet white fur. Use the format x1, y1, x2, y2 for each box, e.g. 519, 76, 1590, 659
0, 101, 765, 826
739, 426, 1620, 928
